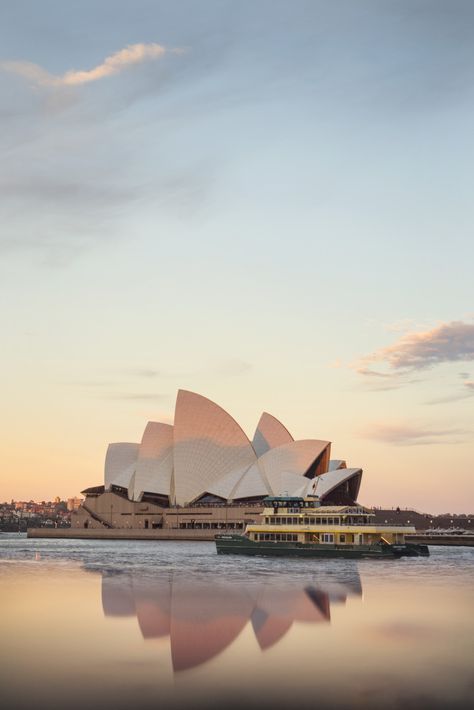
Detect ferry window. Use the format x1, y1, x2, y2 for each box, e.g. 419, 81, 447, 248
340, 534, 346, 543
334, 518, 340, 525
292, 534, 297, 541
264, 534, 270, 540
304, 517, 309, 525
316, 517, 321, 525
328, 518, 333, 525
322, 533, 334, 543
292, 517, 298, 525
265, 518, 269, 524
322, 518, 327, 525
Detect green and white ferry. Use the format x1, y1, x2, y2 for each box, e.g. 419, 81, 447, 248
215, 496, 429, 558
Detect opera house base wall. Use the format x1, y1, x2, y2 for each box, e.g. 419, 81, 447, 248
35, 490, 265, 540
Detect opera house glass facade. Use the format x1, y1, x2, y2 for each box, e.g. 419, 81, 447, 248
75, 390, 362, 531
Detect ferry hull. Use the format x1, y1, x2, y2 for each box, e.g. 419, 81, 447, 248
215, 535, 428, 559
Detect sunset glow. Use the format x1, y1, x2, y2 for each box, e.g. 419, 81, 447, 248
0, 1, 473, 513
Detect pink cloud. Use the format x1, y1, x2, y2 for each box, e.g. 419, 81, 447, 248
355, 321, 474, 377
0, 43, 178, 88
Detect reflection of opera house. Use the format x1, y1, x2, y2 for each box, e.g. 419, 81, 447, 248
73, 390, 363, 532
101, 570, 362, 671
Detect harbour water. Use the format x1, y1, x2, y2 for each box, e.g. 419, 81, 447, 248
1, 535, 473, 710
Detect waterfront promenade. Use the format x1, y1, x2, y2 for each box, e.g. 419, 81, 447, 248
27, 527, 216, 541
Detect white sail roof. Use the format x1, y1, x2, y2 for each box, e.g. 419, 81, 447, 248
309, 468, 362, 499
173, 390, 257, 505
104, 442, 139, 492
100, 390, 363, 506
132, 421, 174, 500
252, 412, 293, 457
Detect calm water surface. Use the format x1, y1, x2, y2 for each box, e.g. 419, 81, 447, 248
1, 534, 473, 710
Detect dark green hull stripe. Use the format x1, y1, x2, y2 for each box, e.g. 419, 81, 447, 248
214, 538, 429, 558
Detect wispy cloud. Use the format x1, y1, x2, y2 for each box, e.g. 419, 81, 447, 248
0, 43, 177, 88
382, 318, 423, 333
425, 379, 474, 404
214, 359, 253, 376
103, 393, 168, 401
354, 321, 474, 377
125, 360, 252, 379
358, 421, 472, 446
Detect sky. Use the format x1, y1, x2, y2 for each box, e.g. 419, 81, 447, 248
0, 0, 473, 513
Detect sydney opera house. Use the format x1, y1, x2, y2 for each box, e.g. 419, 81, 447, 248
72, 390, 362, 533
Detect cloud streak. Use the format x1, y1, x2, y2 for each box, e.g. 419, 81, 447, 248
355, 321, 474, 377
0, 43, 174, 88
359, 421, 472, 446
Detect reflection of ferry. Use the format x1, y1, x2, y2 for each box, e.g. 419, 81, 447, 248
215, 497, 429, 558
101, 569, 362, 671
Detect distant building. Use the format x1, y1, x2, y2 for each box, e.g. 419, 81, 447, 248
67, 497, 83, 511
73, 389, 362, 531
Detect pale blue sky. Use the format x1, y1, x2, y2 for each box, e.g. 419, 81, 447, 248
1, 1, 473, 511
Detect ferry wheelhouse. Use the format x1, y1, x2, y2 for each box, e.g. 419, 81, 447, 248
215, 496, 429, 558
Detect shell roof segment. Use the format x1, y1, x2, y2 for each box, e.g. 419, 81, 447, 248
205, 464, 253, 500
104, 443, 139, 491
231, 465, 270, 500
257, 439, 330, 492
233, 439, 330, 500
328, 460, 347, 471
132, 421, 174, 500
173, 390, 257, 505
252, 412, 294, 457
308, 468, 363, 499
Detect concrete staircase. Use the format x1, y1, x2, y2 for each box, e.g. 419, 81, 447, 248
82, 502, 115, 529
